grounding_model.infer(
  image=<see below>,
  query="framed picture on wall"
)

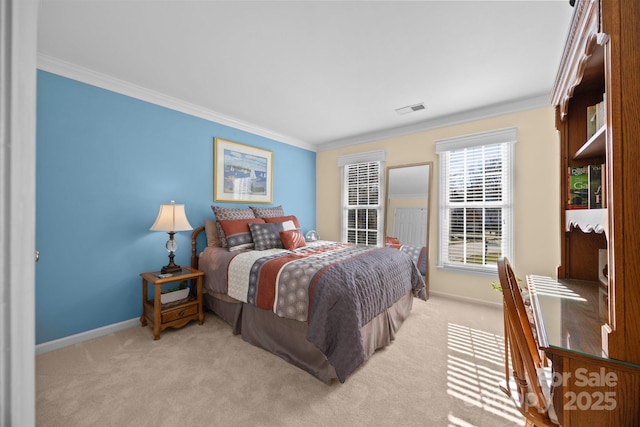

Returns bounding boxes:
[214,138,273,203]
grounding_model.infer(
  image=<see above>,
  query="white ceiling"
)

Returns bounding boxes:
[37,0,574,151]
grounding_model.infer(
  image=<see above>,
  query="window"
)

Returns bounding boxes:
[436,128,516,274]
[338,150,386,246]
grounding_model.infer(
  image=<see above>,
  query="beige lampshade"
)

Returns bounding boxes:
[149,201,193,232]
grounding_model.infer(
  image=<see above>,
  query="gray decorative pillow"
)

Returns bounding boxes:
[211,205,256,220]
[250,205,285,218]
[248,222,284,250]
[211,206,255,247]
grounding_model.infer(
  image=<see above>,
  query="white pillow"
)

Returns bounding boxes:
[281,220,296,231]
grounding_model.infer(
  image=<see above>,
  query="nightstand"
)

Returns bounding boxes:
[139,266,204,340]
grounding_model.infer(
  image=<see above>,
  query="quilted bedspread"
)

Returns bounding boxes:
[227,241,426,382]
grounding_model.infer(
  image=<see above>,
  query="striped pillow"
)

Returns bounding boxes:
[219,218,265,251]
[279,229,307,250]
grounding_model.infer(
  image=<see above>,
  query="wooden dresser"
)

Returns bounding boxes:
[535,0,640,424]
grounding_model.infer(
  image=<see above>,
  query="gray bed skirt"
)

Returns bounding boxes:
[203,292,242,335]
[203,290,414,384]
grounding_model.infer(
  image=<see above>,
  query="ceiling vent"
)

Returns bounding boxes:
[395,103,426,115]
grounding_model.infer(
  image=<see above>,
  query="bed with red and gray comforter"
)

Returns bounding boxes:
[195,239,426,383]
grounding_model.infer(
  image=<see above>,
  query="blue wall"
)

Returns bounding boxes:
[35,71,316,344]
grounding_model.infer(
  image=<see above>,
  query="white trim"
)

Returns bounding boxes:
[37,54,549,154]
[437,263,499,278]
[318,95,547,152]
[36,54,316,152]
[435,126,517,153]
[35,318,139,356]
[336,149,386,167]
[340,159,385,246]
[430,290,502,310]
[437,130,516,272]
[3,0,38,425]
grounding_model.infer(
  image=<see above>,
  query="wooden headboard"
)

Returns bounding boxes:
[191,226,205,269]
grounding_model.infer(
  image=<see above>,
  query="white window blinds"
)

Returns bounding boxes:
[436,128,516,274]
[344,161,382,245]
[338,150,385,246]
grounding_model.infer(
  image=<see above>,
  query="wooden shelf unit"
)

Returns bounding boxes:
[532,2,640,424]
[573,125,605,160]
[551,0,640,370]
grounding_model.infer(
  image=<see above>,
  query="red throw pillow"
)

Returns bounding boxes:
[385,236,402,249]
[219,218,265,251]
[264,215,301,229]
[279,229,306,250]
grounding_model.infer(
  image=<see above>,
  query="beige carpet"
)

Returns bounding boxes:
[36,295,524,427]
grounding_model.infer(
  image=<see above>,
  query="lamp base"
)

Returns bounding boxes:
[161,264,182,274]
[161,249,182,274]
[160,265,182,274]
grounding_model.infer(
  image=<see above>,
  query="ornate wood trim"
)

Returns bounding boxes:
[565,209,608,236]
[551,0,601,120]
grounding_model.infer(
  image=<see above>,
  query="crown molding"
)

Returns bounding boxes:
[317,94,552,152]
[37,54,553,154]
[36,54,316,152]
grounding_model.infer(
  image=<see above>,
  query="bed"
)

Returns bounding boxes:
[191,206,427,383]
[385,237,429,295]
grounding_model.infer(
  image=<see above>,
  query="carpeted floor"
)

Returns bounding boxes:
[36,294,524,427]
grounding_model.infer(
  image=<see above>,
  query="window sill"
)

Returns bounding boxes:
[437,263,498,278]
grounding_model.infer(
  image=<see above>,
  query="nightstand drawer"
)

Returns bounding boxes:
[162,304,198,323]
[140,267,204,339]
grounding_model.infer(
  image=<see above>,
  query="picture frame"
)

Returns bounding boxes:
[214,138,273,203]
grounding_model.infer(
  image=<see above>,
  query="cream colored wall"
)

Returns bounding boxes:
[316,106,560,304]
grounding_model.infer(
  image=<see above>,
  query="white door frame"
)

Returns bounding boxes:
[1,0,38,425]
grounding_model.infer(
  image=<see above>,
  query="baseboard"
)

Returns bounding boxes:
[36,318,139,356]
[429,290,502,309]
[35,293,500,355]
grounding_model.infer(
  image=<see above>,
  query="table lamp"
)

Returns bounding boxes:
[150,200,193,273]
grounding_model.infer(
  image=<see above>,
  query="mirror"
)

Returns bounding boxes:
[385,162,432,294]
